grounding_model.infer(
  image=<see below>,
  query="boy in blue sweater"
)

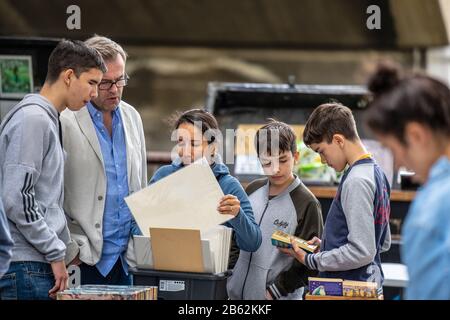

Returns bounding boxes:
[281,103,391,293]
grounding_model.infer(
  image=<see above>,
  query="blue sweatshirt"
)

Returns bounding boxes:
[304,158,391,287]
[149,158,262,252]
[402,156,450,299]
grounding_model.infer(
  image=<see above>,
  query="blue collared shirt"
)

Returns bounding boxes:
[402,156,450,300]
[87,102,133,277]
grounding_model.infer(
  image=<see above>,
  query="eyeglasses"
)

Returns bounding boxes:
[98,74,129,90]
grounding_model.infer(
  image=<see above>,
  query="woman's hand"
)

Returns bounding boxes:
[217,194,241,217]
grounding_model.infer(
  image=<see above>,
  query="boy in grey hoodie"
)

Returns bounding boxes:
[0,39,106,300]
[227,120,323,300]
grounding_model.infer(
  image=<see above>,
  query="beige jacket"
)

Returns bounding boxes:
[60,101,147,267]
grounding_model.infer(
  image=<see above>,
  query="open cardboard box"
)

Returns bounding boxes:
[136,227,206,273]
[126,158,234,274]
[134,226,232,274]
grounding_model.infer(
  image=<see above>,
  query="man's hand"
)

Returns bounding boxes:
[68,253,82,266]
[217,195,240,217]
[265,290,273,300]
[49,260,69,299]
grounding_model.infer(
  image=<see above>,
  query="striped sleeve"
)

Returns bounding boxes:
[304,253,319,270]
[267,283,283,300]
[21,172,39,223]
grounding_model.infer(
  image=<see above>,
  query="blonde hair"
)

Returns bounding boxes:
[84,34,128,63]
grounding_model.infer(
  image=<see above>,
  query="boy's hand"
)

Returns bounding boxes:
[49,260,69,299]
[217,195,240,217]
[278,239,307,265]
[307,236,321,253]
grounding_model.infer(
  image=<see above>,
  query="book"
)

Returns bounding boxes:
[308,277,343,296]
[343,280,378,298]
[271,230,318,253]
[57,285,158,300]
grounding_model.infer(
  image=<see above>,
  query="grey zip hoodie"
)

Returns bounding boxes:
[0,94,73,264]
[227,176,323,300]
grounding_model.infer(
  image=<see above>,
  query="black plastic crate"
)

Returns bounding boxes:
[131,268,231,300]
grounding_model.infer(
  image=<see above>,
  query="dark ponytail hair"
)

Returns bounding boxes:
[170,108,219,144]
[366,61,450,144]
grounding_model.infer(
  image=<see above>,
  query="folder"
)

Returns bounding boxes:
[151,227,204,273]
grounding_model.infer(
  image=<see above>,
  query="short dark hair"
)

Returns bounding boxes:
[366,62,450,144]
[171,108,219,144]
[46,39,107,84]
[255,119,297,156]
[303,103,359,145]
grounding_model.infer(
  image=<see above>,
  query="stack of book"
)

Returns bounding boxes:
[307,277,380,300]
[271,230,318,253]
[57,285,158,300]
[342,280,378,298]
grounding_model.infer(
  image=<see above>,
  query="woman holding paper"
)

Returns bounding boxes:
[149,109,262,254]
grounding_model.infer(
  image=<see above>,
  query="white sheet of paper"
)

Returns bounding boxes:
[134,235,153,269]
[201,240,215,273]
[223,227,232,272]
[200,225,232,273]
[201,227,221,273]
[125,158,233,237]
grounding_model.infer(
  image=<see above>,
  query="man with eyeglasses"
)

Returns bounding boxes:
[60,35,147,285]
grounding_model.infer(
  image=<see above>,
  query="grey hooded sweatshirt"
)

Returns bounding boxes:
[0,94,74,264]
[227,176,323,300]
